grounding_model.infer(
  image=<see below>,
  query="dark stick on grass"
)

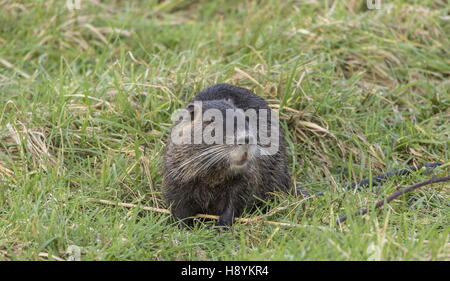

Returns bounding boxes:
[336,175,450,224]
[346,162,442,189]
[297,162,442,196]
[346,162,443,190]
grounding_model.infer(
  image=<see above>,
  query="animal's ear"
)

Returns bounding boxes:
[186,102,202,122]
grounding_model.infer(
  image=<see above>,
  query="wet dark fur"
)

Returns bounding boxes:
[163,84,292,227]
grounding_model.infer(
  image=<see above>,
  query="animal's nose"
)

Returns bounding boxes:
[237,134,255,145]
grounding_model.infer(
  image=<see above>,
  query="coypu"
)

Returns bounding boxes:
[163,83,291,227]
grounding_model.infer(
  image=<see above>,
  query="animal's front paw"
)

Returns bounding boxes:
[177,217,195,229]
[216,215,234,228]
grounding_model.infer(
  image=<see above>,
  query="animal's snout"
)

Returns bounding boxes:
[237,133,256,145]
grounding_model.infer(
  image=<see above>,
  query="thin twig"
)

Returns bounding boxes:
[87,198,298,227]
[0,58,31,79]
[337,176,450,224]
[38,252,65,261]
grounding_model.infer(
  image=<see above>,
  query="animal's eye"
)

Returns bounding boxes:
[204,116,215,125]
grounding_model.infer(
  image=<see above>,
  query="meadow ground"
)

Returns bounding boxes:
[0,0,449,260]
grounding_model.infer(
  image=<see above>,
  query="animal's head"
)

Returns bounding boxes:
[166,99,277,183]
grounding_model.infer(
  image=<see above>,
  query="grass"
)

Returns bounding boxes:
[0,0,449,261]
